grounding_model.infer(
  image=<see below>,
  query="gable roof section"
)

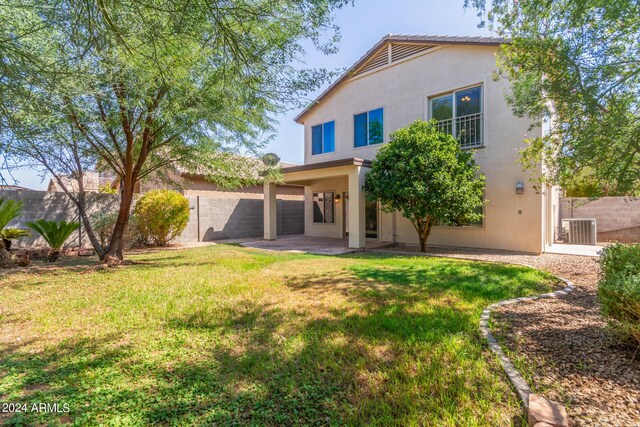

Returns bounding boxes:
[294,34,507,123]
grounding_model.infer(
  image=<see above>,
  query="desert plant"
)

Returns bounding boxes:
[598,243,640,347]
[0,198,30,267]
[0,227,31,251]
[26,219,80,262]
[133,190,190,247]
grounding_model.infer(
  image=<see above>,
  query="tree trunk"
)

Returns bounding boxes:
[103,185,134,266]
[77,191,106,260]
[3,238,11,251]
[0,239,16,268]
[413,216,433,253]
[47,249,60,262]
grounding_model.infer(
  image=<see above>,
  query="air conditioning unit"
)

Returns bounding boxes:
[562,218,597,245]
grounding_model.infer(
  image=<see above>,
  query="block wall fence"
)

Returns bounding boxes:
[0,190,304,249]
[560,197,640,243]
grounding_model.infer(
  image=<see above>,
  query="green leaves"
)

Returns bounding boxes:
[133,190,190,247]
[0,198,24,230]
[26,219,80,259]
[469,0,640,196]
[364,120,486,251]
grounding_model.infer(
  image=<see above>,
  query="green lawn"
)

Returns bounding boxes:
[0,245,557,426]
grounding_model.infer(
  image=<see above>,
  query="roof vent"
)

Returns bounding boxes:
[391,43,434,62]
[354,47,389,76]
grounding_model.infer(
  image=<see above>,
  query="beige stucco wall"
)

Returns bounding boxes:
[298,44,546,253]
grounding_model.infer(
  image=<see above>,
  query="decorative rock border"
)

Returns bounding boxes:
[479,277,574,426]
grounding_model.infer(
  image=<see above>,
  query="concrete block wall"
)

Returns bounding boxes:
[560,197,640,243]
[1,190,120,248]
[177,196,304,242]
[2,190,305,248]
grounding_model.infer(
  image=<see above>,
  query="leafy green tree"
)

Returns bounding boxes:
[26,219,81,262]
[0,0,348,265]
[133,190,190,247]
[364,120,485,252]
[466,0,640,196]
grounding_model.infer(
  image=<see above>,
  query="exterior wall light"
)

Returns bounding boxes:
[335,194,341,202]
[515,181,524,194]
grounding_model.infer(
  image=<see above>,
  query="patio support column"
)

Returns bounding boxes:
[348,166,367,249]
[264,180,277,240]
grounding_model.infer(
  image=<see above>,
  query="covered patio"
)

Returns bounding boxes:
[240,234,391,255]
[263,158,374,249]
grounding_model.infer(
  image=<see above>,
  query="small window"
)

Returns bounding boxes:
[456,203,484,227]
[354,108,384,147]
[429,86,483,148]
[311,121,336,155]
[313,192,335,223]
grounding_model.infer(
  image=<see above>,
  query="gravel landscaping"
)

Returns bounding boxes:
[378,245,640,426]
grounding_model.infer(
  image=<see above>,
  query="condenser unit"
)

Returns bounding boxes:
[562,218,597,245]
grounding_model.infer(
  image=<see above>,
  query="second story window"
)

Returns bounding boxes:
[430,86,483,149]
[354,108,384,148]
[311,121,335,155]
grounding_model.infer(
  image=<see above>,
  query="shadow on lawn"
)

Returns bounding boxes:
[0,251,543,426]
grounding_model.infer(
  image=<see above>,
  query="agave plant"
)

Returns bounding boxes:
[26,219,80,262]
[0,198,29,251]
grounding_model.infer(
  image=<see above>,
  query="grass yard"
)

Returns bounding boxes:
[0,245,557,426]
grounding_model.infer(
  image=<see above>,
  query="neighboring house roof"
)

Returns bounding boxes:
[47,156,300,193]
[0,185,34,191]
[294,34,508,123]
[178,155,298,185]
[47,171,119,193]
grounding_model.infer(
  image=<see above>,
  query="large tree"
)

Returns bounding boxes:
[0,0,347,264]
[467,0,640,196]
[364,120,485,252]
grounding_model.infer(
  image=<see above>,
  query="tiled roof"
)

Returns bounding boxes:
[294,34,508,123]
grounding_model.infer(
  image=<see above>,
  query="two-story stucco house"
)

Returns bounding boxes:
[263,35,560,254]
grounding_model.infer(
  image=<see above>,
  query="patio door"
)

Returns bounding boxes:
[365,199,378,239]
[343,193,378,239]
[343,192,349,237]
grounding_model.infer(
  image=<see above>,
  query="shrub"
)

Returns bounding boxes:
[598,243,640,347]
[26,219,80,262]
[133,190,190,246]
[0,198,30,268]
[90,211,118,248]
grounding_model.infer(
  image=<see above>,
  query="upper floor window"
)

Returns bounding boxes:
[354,108,384,148]
[430,86,483,149]
[311,121,335,155]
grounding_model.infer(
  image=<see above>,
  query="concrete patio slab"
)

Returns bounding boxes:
[240,234,390,255]
[545,244,603,257]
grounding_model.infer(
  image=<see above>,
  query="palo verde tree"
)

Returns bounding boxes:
[466,0,640,196]
[364,120,485,252]
[0,0,348,265]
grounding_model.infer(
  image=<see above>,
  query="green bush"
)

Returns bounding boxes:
[90,211,118,248]
[598,243,640,346]
[26,219,80,262]
[133,190,190,246]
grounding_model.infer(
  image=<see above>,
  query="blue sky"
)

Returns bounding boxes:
[8,0,492,190]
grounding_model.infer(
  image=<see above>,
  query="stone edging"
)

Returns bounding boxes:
[479,277,575,407]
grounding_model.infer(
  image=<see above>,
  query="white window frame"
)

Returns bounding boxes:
[428,85,484,149]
